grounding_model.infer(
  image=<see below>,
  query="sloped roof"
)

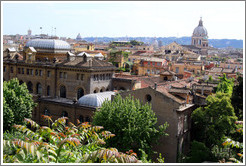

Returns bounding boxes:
[160,70,176,76]
[59,57,115,69]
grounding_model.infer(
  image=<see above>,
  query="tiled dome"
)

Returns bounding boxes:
[25,39,71,50]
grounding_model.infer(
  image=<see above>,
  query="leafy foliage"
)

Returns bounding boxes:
[3,117,141,163]
[92,94,168,159]
[216,73,234,96]
[192,92,237,148]
[3,78,36,131]
[185,141,215,163]
[212,124,243,163]
[231,76,243,120]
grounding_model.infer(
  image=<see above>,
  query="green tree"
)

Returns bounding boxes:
[92,95,168,159]
[231,76,243,120]
[185,141,214,163]
[3,117,140,163]
[216,73,234,96]
[192,92,237,148]
[130,40,144,46]
[3,78,36,131]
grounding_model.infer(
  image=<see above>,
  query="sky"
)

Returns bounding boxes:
[2,1,245,40]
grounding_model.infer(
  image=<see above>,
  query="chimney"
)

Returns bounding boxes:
[201,85,204,95]
[67,52,70,61]
[186,94,189,104]
[154,83,157,90]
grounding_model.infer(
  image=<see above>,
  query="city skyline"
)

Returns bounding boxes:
[2,1,245,40]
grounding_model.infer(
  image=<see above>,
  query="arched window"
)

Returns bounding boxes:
[36,83,42,95]
[77,88,84,99]
[79,115,84,123]
[94,88,99,93]
[100,89,103,92]
[85,116,91,122]
[47,86,50,96]
[27,81,33,93]
[145,94,152,103]
[60,85,66,98]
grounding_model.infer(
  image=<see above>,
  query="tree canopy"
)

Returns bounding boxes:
[216,73,234,95]
[3,78,36,131]
[231,76,243,120]
[92,95,168,159]
[192,92,237,148]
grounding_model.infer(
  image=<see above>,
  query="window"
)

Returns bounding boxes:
[47,86,50,96]
[77,88,84,99]
[18,68,21,74]
[61,111,68,117]
[93,75,96,81]
[164,76,168,81]
[184,115,188,132]
[145,94,152,102]
[148,61,150,66]
[152,70,155,74]
[22,68,25,74]
[30,69,33,75]
[175,67,179,73]
[63,72,67,79]
[60,86,66,98]
[47,71,51,77]
[27,69,29,75]
[35,69,38,76]
[4,66,6,72]
[39,70,43,76]
[10,67,13,73]
[85,116,91,122]
[27,81,33,93]
[79,115,84,123]
[77,74,80,80]
[80,74,84,80]
[59,72,63,78]
[36,83,42,95]
[147,69,150,74]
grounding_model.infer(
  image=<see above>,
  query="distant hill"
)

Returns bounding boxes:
[83,37,243,49]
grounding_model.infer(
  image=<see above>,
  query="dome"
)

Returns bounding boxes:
[78,91,115,107]
[25,39,71,50]
[76,33,82,41]
[192,18,208,37]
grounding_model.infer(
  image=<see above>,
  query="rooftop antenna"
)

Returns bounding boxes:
[40,27,42,35]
